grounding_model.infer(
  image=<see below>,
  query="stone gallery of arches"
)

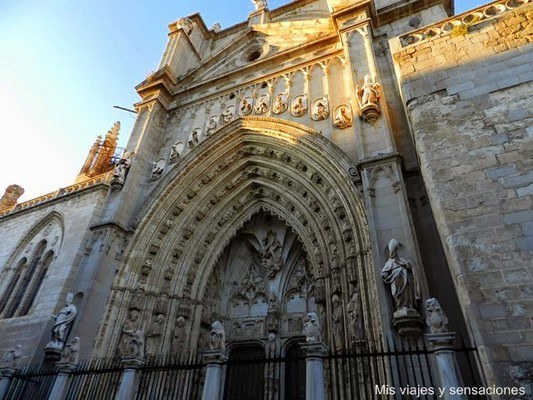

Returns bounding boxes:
[0,0,531,399]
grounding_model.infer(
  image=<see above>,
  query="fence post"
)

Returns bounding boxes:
[0,368,16,400]
[115,356,144,400]
[48,362,77,400]
[201,350,227,400]
[300,341,328,400]
[427,332,466,399]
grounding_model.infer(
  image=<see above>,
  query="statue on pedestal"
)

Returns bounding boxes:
[59,337,80,364]
[356,74,381,123]
[426,298,449,334]
[252,0,267,11]
[46,293,77,350]
[209,321,225,351]
[302,312,321,342]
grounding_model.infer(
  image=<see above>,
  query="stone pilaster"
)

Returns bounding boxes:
[0,368,16,400]
[300,341,328,400]
[201,350,228,400]
[426,333,466,400]
[115,356,144,400]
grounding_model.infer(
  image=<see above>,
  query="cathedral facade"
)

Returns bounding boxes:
[0,0,531,398]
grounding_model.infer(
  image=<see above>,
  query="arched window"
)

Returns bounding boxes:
[2,240,47,318]
[0,257,27,315]
[19,250,54,316]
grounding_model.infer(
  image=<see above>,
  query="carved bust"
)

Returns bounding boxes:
[209,320,226,351]
[426,298,449,334]
[302,312,321,342]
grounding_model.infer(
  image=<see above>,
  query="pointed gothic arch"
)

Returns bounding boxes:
[95,117,377,359]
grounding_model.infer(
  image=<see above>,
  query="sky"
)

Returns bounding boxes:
[0,0,487,202]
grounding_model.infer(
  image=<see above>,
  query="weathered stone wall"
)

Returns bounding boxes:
[392,4,533,393]
[0,186,108,363]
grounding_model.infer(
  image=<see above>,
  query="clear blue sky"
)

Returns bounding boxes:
[0,0,486,201]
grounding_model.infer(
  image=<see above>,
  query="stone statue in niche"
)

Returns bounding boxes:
[205,116,218,136]
[426,298,449,334]
[262,230,283,278]
[381,239,420,311]
[112,151,132,185]
[333,104,353,129]
[150,158,166,181]
[303,312,321,342]
[291,95,308,117]
[311,97,329,121]
[187,129,200,148]
[347,289,363,341]
[356,74,381,123]
[221,105,235,124]
[176,17,194,35]
[127,330,145,358]
[240,97,253,115]
[129,288,144,311]
[59,337,80,364]
[381,239,423,337]
[272,93,288,114]
[172,315,187,354]
[46,292,78,350]
[252,0,267,11]
[209,321,225,351]
[120,309,140,355]
[146,314,165,356]
[267,293,281,332]
[331,294,344,350]
[169,142,184,164]
[255,94,270,114]
[0,345,22,369]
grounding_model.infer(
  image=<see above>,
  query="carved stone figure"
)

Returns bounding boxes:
[0,345,22,369]
[252,0,267,11]
[60,337,80,364]
[150,159,166,181]
[205,116,218,136]
[331,294,344,350]
[255,94,270,114]
[112,151,132,183]
[0,184,24,211]
[291,95,308,117]
[333,105,353,129]
[303,312,321,342]
[188,129,200,148]
[381,239,420,312]
[311,97,329,121]
[47,292,77,349]
[262,230,283,278]
[356,74,381,123]
[209,321,226,351]
[240,97,253,115]
[146,314,165,355]
[221,105,235,124]
[176,17,194,35]
[172,315,187,354]
[426,298,449,334]
[272,93,288,114]
[212,23,221,33]
[169,142,184,164]
[128,330,145,358]
[347,290,362,341]
[120,309,140,355]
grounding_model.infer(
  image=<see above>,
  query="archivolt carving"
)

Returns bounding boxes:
[96,118,373,357]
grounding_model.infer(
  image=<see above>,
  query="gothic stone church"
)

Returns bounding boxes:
[0,0,531,399]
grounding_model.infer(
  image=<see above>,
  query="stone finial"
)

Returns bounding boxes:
[209,321,225,351]
[176,17,194,35]
[211,23,222,33]
[59,337,80,364]
[0,185,24,211]
[0,345,22,369]
[302,312,321,342]
[426,298,449,334]
[252,0,267,11]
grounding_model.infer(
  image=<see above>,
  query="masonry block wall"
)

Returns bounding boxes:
[392,4,532,392]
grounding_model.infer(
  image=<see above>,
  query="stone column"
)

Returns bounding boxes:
[201,350,228,400]
[0,368,16,400]
[47,362,77,400]
[300,342,328,400]
[427,333,466,400]
[115,356,144,400]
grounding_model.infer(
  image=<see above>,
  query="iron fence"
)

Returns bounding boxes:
[63,357,122,400]
[4,363,56,400]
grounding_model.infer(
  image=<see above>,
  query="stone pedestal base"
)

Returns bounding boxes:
[44,346,62,363]
[0,368,16,400]
[202,350,228,400]
[427,332,466,400]
[393,308,424,337]
[110,178,124,191]
[300,342,328,400]
[360,104,380,123]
